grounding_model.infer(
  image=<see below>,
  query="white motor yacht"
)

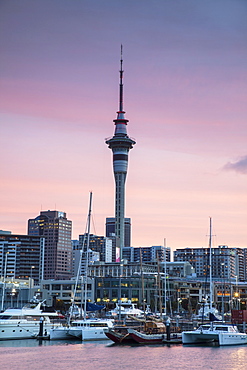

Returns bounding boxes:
[110,300,144,317]
[0,301,61,340]
[182,322,247,346]
[195,302,222,321]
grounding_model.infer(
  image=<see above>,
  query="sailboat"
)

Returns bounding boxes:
[182,218,247,346]
[126,250,168,345]
[50,192,114,340]
[196,217,221,321]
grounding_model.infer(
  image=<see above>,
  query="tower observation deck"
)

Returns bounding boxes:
[105,47,136,261]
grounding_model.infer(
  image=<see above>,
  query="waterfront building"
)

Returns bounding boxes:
[0,232,43,284]
[170,279,205,313]
[40,278,95,309]
[163,261,195,278]
[0,278,32,310]
[88,261,158,278]
[105,48,136,261]
[94,275,159,309]
[28,210,72,280]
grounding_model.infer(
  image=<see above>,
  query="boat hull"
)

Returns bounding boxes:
[182,330,247,346]
[218,332,247,346]
[50,319,114,341]
[104,328,135,344]
[128,328,165,344]
[49,326,76,340]
[81,327,109,340]
[182,331,218,344]
[66,327,109,340]
[0,320,58,340]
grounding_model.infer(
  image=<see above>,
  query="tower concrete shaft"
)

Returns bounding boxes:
[106,47,136,261]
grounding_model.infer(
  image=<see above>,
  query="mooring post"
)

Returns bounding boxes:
[38,316,44,337]
[166,317,171,341]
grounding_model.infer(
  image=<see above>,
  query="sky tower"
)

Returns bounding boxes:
[106,47,136,262]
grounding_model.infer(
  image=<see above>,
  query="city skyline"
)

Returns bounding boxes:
[0,1,246,251]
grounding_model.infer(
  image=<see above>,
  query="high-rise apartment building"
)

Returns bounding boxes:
[174,245,244,280]
[72,234,113,276]
[78,234,112,262]
[28,210,72,280]
[123,245,171,264]
[0,232,43,284]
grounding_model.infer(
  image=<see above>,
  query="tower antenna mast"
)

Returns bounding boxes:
[106,46,136,261]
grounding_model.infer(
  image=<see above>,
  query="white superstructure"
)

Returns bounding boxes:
[0,301,60,340]
[110,300,144,317]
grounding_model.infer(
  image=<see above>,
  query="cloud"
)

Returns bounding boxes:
[223,155,247,174]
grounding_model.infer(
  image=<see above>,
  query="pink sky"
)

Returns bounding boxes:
[0,0,246,252]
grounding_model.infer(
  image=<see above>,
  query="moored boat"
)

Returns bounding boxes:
[50,318,114,340]
[128,327,165,344]
[104,325,142,344]
[182,321,247,346]
[109,300,144,318]
[127,320,166,344]
[0,301,61,340]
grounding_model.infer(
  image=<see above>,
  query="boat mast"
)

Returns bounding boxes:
[140,248,146,317]
[209,217,213,311]
[83,192,93,320]
[157,252,163,317]
[70,235,87,321]
[164,238,167,316]
[1,252,8,311]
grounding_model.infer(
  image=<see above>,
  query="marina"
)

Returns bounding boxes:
[1,5,246,370]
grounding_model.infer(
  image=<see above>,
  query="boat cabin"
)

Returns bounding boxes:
[144,320,166,334]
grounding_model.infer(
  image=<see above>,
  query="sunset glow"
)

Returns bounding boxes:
[0,1,246,252]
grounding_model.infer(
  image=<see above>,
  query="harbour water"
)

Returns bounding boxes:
[0,339,247,370]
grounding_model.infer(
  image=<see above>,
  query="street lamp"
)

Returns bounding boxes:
[30,266,35,283]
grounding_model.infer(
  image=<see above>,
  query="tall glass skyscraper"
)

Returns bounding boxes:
[28,210,72,280]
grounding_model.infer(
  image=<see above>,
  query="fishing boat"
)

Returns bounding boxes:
[0,301,61,340]
[182,321,247,345]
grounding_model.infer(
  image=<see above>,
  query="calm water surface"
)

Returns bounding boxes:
[0,339,246,370]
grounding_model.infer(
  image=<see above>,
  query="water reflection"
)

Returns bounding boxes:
[0,340,247,370]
